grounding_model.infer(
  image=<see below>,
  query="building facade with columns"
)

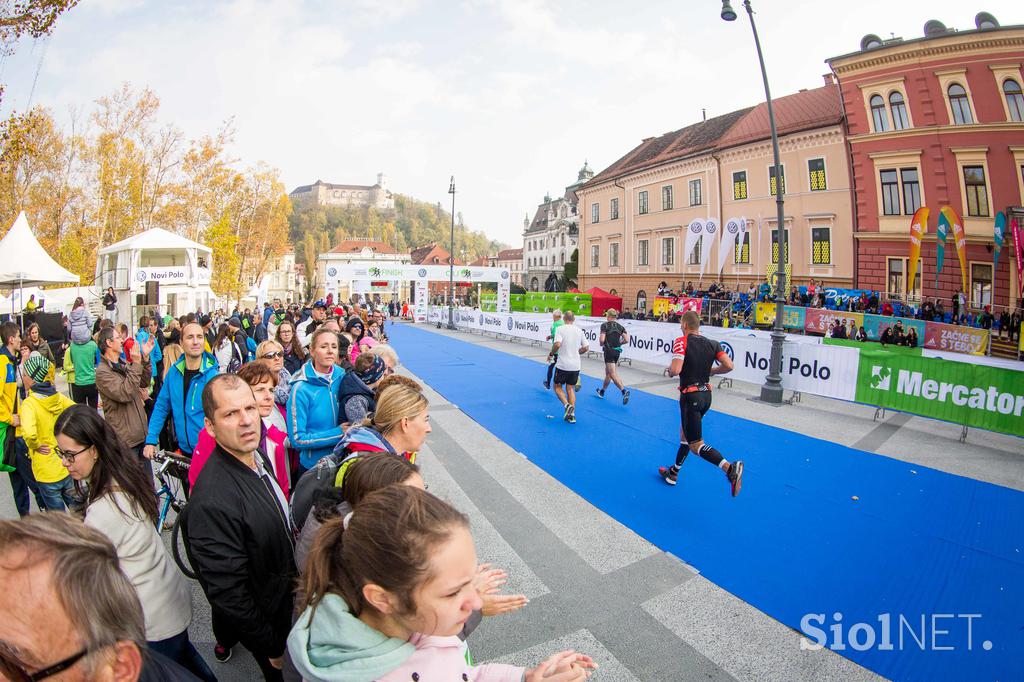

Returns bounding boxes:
[576,85,854,313]
[827,13,1023,311]
[522,163,592,291]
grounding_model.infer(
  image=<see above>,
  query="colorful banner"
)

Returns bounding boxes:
[861,314,926,345]
[923,321,989,355]
[941,205,969,293]
[1014,218,1023,299]
[652,296,703,317]
[754,302,805,329]
[907,207,928,297]
[993,211,1006,273]
[804,308,865,335]
[855,349,1024,437]
[936,207,949,286]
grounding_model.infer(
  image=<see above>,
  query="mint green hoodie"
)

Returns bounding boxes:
[288,594,414,682]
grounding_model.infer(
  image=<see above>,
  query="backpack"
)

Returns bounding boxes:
[289,453,361,531]
[604,322,624,350]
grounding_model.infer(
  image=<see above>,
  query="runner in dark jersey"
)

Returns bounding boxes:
[658,311,744,496]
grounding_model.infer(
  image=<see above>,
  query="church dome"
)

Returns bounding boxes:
[577,161,594,182]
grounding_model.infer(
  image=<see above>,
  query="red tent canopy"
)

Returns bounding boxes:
[586,287,623,317]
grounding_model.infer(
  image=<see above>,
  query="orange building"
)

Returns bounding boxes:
[576,85,853,313]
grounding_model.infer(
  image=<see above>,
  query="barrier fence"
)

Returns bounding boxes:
[427,307,1024,438]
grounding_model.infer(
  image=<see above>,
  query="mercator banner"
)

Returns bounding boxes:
[855,350,1024,437]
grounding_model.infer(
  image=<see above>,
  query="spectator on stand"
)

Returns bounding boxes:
[905,327,919,347]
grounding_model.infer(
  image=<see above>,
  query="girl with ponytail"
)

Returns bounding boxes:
[289,485,595,682]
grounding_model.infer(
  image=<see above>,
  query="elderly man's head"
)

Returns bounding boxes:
[0,513,146,681]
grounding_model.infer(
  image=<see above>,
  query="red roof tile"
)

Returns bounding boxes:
[328,240,401,255]
[717,85,842,149]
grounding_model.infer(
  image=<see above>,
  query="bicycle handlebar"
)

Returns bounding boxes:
[152,450,192,476]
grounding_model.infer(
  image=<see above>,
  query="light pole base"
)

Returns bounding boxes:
[757,383,785,405]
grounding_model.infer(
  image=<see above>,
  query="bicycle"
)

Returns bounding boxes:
[153,450,196,580]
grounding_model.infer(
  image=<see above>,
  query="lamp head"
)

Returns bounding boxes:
[449,176,456,193]
[721,0,737,21]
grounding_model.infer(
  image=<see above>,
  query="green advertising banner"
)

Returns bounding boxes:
[855,349,1024,437]
[521,292,591,315]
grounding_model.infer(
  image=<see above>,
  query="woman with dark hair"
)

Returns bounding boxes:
[213,322,241,373]
[275,319,306,374]
[24,323,55,382]
[102,287,118,322]
[53,404,215,681]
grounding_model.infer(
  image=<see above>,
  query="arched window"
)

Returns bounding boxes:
[637,290,647,311]
[870,95,888,132]
[531,277,539,291]
[889,92,909,130]
[609,289,618,296]
[948,84,973,124]
[1004,79,1024,122]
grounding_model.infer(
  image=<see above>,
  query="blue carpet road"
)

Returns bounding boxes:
[389,323,1024,682]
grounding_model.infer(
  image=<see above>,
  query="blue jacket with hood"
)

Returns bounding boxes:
[145,351,220,455]
[287,361,345,470]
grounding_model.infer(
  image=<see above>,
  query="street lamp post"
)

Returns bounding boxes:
[721,0,788,404]
[447,176,456,330]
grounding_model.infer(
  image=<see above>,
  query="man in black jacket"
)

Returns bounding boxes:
[182,374,295,681]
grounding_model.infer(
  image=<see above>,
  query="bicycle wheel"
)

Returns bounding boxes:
[170,512,196,580]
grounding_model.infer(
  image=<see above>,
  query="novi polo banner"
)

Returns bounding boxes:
[935,207,949,286]
[942,205,969,293]
[993,211,1006,273]
[907,207,928,296]
[684,219,704,267]
[855,349,1024,437]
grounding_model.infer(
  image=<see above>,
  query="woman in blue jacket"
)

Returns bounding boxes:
[287,327,345,473]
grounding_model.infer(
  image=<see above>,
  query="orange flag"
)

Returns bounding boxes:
[940,205,969,293]
[907,207,928,297]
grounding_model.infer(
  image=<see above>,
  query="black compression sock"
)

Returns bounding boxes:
[698,443,724,467]
[673,443,689,469]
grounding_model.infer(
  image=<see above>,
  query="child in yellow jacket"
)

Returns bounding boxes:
[20,352,77,510]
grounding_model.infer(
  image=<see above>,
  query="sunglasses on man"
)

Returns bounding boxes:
[0,640,103,682]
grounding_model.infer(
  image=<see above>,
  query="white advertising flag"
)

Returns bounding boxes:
[684,219,704,267]
[699,218,718,279]
[718,218,741,275]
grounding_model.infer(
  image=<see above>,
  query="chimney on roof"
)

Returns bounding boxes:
[702,108,707,123]
[799,88,808,93]
[823,73,834,85]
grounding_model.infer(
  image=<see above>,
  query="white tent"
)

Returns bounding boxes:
[0,212,80,322]
[0,212,80,287]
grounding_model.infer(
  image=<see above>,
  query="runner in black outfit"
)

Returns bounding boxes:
[658,311,744,496]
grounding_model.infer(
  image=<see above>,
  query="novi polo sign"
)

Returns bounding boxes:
[135,267,187,283]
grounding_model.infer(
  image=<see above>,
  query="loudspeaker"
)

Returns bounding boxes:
[34,312,64,342]
[136,294,146,306]
[146,280,160,306]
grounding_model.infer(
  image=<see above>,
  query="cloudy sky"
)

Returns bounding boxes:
[2,0,1019,246]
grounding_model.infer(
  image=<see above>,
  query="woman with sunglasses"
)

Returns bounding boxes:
[275,320,306,374]
[52,404,216,682]
[256,340,290,424]
[344,317,377,365]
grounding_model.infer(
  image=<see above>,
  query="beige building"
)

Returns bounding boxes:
[497,248,524,286]
[577,85,854,313]
[263,251,299,303]
[290,173,394,210]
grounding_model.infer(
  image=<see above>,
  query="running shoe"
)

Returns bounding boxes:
[622,388,630,405]
[596,388,605,398]
[575,381,582,392]
[563,403,571,421]
[543,380,551,390]
[727,460,744,497]
[658,466,677,486]
[214,643,232,663]
[566,405,576,423]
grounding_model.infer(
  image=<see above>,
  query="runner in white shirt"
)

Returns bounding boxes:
[551,310,589,424]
